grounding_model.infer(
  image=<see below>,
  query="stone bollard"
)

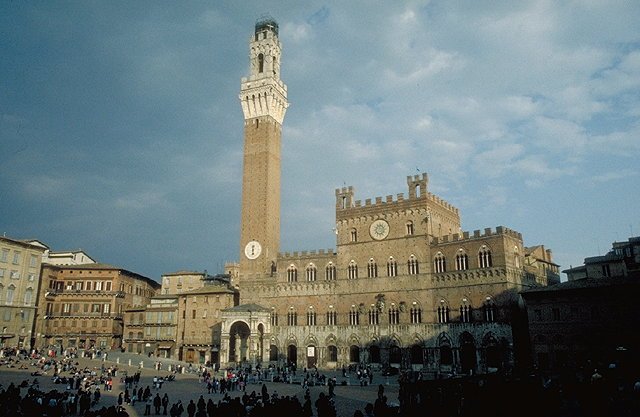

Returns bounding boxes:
[128,359,131,367]
[116,357,120,364]
[139,361,144,369]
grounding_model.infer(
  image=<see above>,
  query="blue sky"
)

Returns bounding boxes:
[1,1,639,280]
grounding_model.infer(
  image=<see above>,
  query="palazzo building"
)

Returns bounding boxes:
[217,18,560,374]
[35,263,159,352]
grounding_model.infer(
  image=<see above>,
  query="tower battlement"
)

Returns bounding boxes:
[429,226,522,245]
[335,173,458,217]
[278,249,336,260]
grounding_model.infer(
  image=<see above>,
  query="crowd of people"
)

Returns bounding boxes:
[0,347,398,417]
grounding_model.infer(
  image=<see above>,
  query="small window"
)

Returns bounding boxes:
[406,221,414,236]
[350,228,358,242]
[258,53,264,73]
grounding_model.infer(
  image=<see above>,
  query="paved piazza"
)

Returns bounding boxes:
[0,353,400,417]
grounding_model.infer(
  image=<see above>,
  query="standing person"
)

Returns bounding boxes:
[154,393,162,415]
[187,399,196,417]
[118,392,124,406]
[144,395,152,416]
[162,393,169,415]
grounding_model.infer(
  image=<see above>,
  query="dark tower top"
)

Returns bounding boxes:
[255,16,278,36]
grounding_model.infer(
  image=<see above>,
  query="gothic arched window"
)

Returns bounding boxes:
[410,302,422,324]
[306,264,317,282]
[349,305,360,326]
[388,303,400,325]
[325,262,336,281]
[287,265,298,282]
[367,258,378,278]
[483,297,496,322]
[455,250,469,271]
[478,246,493,268]
[434,252,446,273]
[287,307,297,326]
[368,304,380,325]
[408,255,419,275]
[348,260,358,279]
[437,299,450,323]
[460,298,472,323]
[387,257,397,277]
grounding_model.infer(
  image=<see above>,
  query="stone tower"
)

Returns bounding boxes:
[238,17,288,279]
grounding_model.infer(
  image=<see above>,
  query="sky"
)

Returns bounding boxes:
[1,1,639,281]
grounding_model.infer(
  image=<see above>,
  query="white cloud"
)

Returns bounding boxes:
[591,170,638,184]
[472,143,524,179]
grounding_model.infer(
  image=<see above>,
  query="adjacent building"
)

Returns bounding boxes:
[35,263,160,352]
[123,271,238,363]
[523,236,640,373]
[0,236,47,349]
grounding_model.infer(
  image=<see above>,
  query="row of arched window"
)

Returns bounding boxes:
[286,256,420,283]
[433,246,493,273]
[270,299,497,327]
[284,246,499,282]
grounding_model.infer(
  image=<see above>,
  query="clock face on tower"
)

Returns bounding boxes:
[244,240,262,259]
[370,219,390,240]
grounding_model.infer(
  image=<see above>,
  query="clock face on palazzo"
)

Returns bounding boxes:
[244,240,262,259]
[369,219,390,240]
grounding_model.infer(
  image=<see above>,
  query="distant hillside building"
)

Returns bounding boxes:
[0,236,47,349]
[523,236,640,372]
[211,18,560,374]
